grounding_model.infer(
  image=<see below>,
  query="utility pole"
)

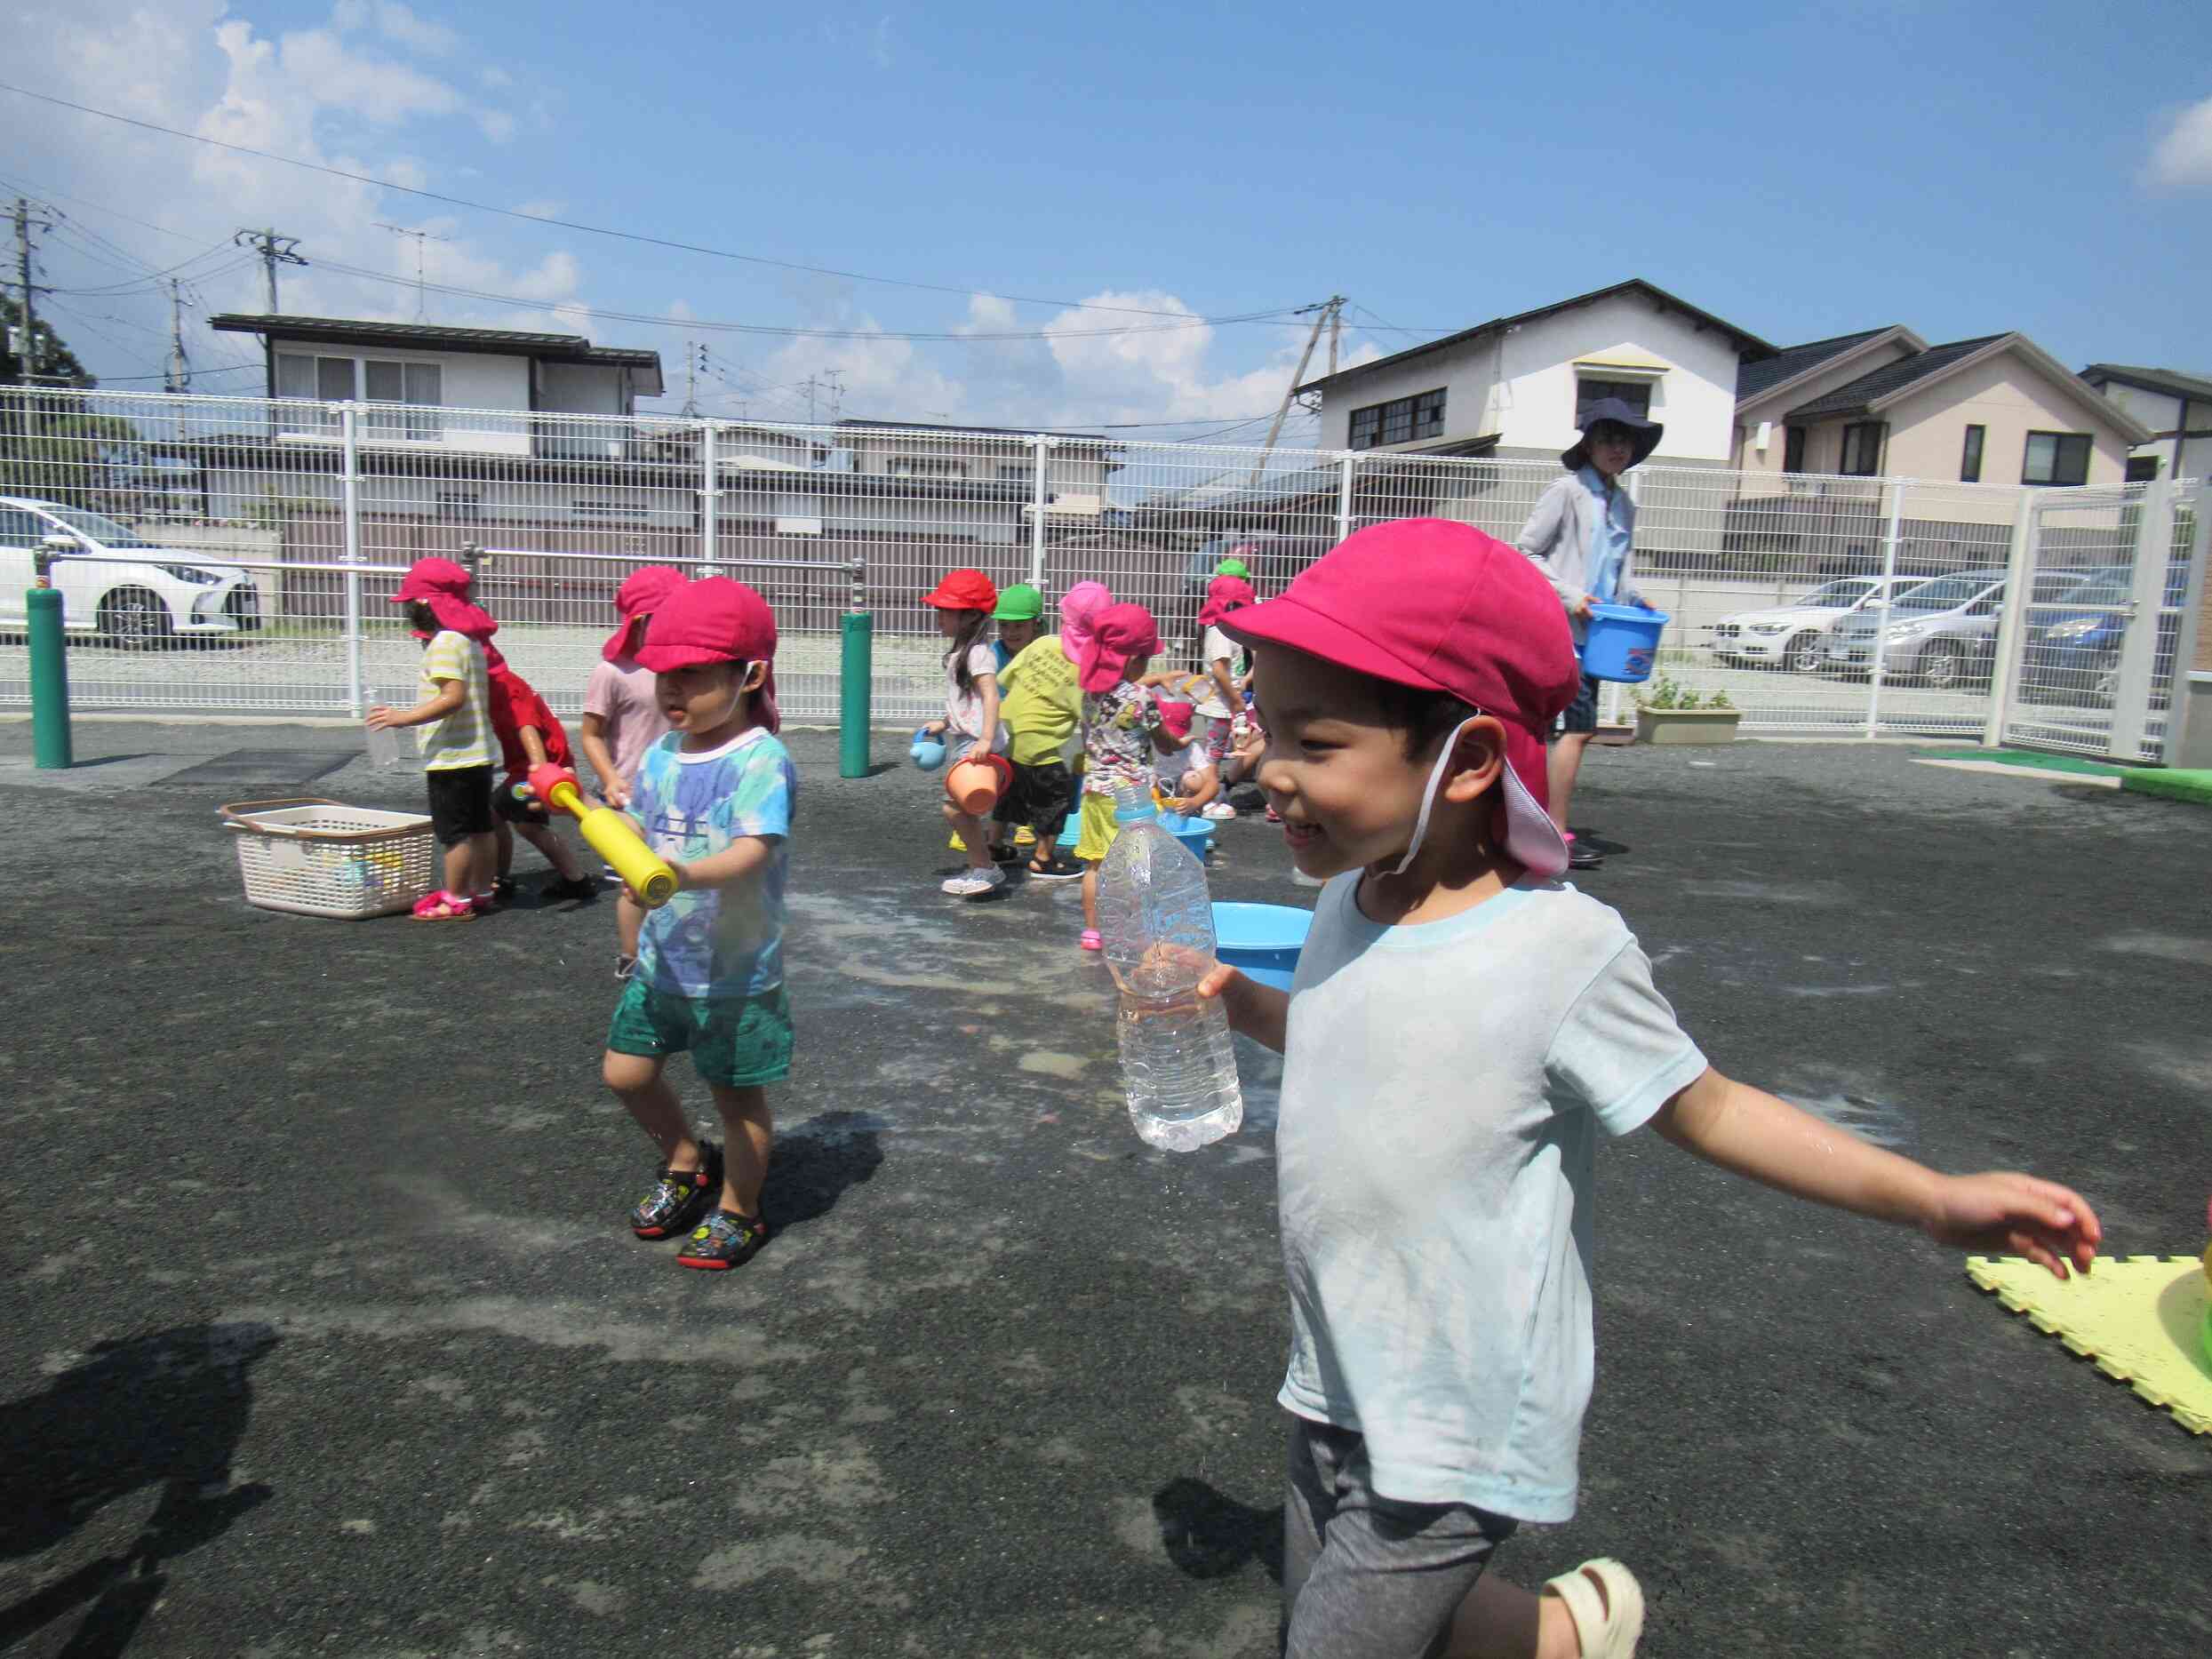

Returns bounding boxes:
[373,223,450,321]
[12,195,52,384]
[803,374,820,426]
[234,227,307,314]
[164,278,191,393]
[1248,296,1343,486]
[820,368,844,423]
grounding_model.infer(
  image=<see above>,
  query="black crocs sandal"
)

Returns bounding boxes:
[676,1208,771,1271]
[987,842,1020,865]
[1026,856,1082,881]
[629,1141,723,1240]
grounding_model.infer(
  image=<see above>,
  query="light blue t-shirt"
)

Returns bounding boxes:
[1577,464,1633,607]
[632,727,795,1000]
[1274,875,1706,1523]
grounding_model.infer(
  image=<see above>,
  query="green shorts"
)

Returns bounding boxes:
[605,981,794,1087]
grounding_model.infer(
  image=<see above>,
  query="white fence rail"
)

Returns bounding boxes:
[0,388,2198,756]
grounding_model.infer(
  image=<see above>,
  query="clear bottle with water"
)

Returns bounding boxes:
[1096,786,1242,1151]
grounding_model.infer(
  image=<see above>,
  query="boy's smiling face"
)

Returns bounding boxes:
[999,617,1040,654]
[1249,643,1441,879]
[658,660,762,736]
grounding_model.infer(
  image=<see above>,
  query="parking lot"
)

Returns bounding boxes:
[0,722,2205,1658]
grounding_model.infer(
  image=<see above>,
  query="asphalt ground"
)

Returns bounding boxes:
[0,721,2206,1659]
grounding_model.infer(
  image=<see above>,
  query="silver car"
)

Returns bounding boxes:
[1825,568,2090,690]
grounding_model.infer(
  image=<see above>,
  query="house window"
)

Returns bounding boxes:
[1783,426,1807,474]
[1347,388,1446,451]
[2022,431,2091,487]
[1960,424,1985,483]
[885,455,967,478]
[1839,422,1885,476]
[1575,378,1653,427]
[2125,454,2160,483]
[573,499,650,522]
[436,490,482,522]
[995,464,1034,488]
[363,360,443,441]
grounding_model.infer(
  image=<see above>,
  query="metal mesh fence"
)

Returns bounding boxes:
[0,387,2197,757]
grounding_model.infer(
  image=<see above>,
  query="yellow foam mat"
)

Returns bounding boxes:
[1967,1255,2211,1435]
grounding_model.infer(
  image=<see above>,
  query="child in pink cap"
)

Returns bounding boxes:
[602,578,795,1272]
[583,566,687,978]
[1194,518,2100,1659]
[368,558,500,921]
[1072,602,1173,951]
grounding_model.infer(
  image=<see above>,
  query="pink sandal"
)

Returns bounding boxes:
[411,890,475,921]
[1079,929,1102,952]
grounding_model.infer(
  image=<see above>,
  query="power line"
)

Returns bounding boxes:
[0,80,1304,323]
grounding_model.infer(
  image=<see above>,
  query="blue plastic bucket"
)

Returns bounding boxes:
[1211,901,1313,993]
[1579,604,1668,683]
[1157,812,1214,861]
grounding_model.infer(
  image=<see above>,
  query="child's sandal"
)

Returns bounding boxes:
[1544,1558,1644,1658]
[411,890,475,921]
[629,1141,723,1240]
[1026,856,1082,881]
[675,1208,771,1270]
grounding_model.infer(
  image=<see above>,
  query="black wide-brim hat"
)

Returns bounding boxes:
[1561,396,1663,472]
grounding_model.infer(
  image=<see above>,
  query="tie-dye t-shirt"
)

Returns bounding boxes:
[630,726,796,1000]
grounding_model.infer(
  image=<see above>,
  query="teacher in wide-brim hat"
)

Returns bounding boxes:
[1513,397,1663,872]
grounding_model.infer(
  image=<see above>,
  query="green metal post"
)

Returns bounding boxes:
[28,585,72,770]
[839,554,872,779]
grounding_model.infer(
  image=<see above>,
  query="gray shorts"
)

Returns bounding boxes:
[1282,1415,1518,1659]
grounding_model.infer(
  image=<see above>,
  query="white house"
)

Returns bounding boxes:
[1297,279,1775,467]
[2078,364,2212,483]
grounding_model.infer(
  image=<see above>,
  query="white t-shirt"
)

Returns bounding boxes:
[1196,626,1240,719]
[1275,875,1705,1523]
[944,640,1008,751]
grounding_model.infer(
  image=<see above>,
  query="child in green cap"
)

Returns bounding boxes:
[991,582,1083,880]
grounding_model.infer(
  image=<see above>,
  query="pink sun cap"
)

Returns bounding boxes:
[1218,518,1581,878]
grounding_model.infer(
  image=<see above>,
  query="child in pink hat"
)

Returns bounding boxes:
[582,566,687,977]
[603,578,794,1273]
[367,559,500,920]
[1071,602,1171,951]
[1194,518,2100,1659]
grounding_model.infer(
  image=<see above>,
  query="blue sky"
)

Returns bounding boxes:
[5,0,2208,435]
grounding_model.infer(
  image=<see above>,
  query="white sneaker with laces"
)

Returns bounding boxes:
[941,867,1006,897]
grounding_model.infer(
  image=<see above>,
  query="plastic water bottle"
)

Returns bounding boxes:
[1096,786,1242,1151]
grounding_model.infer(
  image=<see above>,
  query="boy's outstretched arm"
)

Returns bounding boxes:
[1652,1068,2100,1280]
[668,833,777,892]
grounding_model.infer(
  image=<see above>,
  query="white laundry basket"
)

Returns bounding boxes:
[220,797,439,919]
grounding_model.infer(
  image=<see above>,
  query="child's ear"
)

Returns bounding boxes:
[1438,717,1506,803]
[739,660,768,693]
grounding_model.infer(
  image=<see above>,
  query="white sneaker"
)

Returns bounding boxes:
[1201,802,1236,821]
[940,867,1006,897]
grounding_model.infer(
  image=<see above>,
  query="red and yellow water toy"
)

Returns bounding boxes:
[527,762,678,909]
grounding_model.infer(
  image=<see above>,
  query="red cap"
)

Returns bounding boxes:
[1156,699,1194,742]
[1077,602,1160,694]
[633,577,782,734]
[604,566,688,662]
[1196,574,1257,630]
[1221,519,1579,878]
[921,568,998,611]
[391,556,497,641]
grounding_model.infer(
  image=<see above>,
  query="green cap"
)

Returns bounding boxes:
[993,582,1044,622]
[1213,557,1251,578]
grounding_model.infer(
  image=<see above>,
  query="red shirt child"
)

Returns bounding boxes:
[483,660,593,900]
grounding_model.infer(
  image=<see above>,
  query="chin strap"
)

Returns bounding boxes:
[1389,715,1482,877]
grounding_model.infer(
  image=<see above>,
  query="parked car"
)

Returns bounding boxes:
[0,497,261,646]
[2018,562,2192,707]
[1825,568,2092,690]
[1709,576,1922,674]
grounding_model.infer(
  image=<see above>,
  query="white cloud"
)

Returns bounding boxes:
[274,27,464,122]
[477,109,517,144]
[872,15,894,69]
[480,66,514,91]
[369,1,459,56]
[2145,95,2212,189]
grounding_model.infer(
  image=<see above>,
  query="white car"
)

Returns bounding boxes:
[1708,576,1921,674]
[0,498,261,646]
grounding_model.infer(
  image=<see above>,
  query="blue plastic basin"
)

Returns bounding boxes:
[1211,901,1312,993]
[1157,812,1215,861]
[1580,603,1668,683]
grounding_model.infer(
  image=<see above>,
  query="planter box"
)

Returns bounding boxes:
[1633,707,1743,746]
